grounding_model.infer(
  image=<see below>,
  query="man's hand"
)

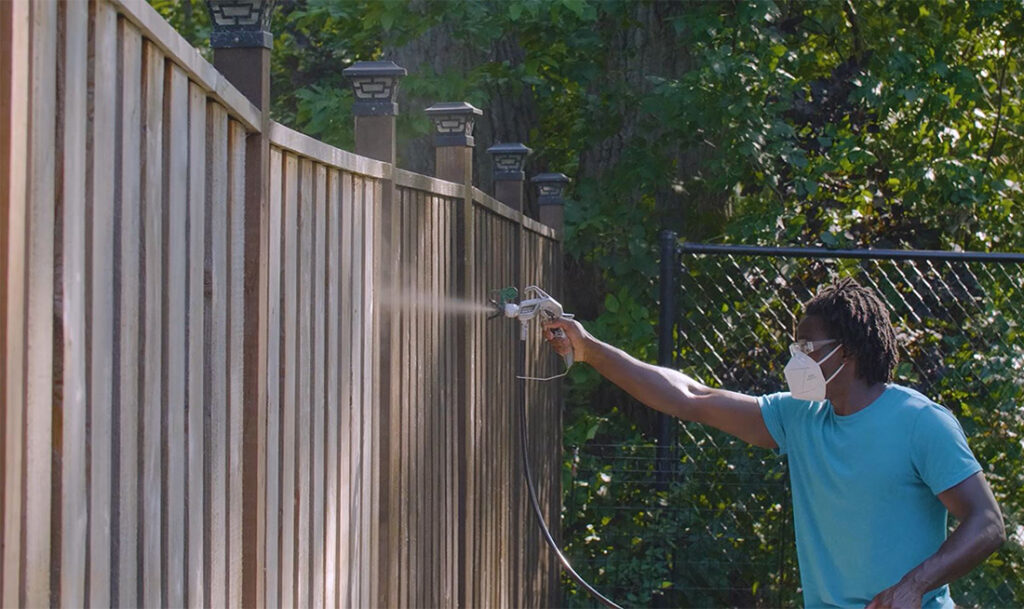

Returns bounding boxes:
[541,318,592,364]
[865,580,924,609]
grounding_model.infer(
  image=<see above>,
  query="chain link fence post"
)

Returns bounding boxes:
[656,230,679,488]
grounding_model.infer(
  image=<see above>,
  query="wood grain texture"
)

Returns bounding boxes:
[264,147,282,609]
[312,164,326,609]
[205,101,229,609]
[116,18,143,608]
[278,152,298,609]
[186,82,207,609]
[164,62,189,609]
[59,1,90,604]
[0,2,30,606]
[88,3,118,606]
[336,171,353,609]
[350,175,366,608]
[227,120,246,609]
[140,40,165,609]
[23,0,57,604]
[323,168,340,609]
[295,158,313,609]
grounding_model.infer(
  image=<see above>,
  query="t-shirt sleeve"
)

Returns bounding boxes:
[911,405,982,495]
[759,392,789,455]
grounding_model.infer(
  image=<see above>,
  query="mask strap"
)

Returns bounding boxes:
[819,343,842,364]
[821,344,845,384]
[824,361,846,384]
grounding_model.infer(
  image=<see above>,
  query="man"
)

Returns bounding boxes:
[543,278,1005,609]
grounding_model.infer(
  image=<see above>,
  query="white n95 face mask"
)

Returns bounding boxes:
[784,343,845,402]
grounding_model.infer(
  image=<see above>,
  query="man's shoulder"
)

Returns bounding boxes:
[882,383,944,412]
[884,384,965,435]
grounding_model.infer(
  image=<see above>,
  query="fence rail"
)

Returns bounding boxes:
[0,1,564,607]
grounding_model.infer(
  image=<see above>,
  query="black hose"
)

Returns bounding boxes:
[518,379,624,609]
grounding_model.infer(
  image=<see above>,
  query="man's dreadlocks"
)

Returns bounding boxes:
[804,277,899,385]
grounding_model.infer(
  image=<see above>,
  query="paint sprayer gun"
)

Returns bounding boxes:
[490,286,574,381]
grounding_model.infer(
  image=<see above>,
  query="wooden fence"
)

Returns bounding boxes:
[0,0,564,607]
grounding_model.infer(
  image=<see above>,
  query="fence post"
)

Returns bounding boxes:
[343,61,406,164]
[657,230,679,487]
[206,2,274,607]
[426,102,482,185]
[487,143,531,212]
[531,173,569,233]
[344,60,405,609]
[426,100,481,608]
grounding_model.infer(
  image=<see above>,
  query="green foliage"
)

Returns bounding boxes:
[147,0,211,55]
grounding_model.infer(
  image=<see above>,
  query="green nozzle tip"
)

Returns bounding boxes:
[489,286,519,310]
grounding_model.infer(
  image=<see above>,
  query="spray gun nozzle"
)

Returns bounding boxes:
[488,286,519,319]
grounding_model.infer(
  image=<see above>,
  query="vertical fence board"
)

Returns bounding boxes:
[0,1,30,606]
[279,152,298,609]
[140,40,165,609]
[164,62,189,609]
[399,189,413,608]
[205,102,229,609]
[426,192,437,607]
[473,211,484,609]
[186,81,207,609]
[264,147,282,609]
[368,178,381,609]
[23,0,57,605]
[88,3,117,606]
[431,196,442,607]
[443,199,455,609]
[296,159,313,609]
[351,175,367,608]
[324,168,340,609]
[115,18,142,608]
[383,184,401,609]
[312,164,327,609]
[227,120,246,609]
[412,191,424,607]
[337,170,353,609]
[59,0,90,605]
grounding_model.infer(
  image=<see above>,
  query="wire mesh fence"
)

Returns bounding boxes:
[564,243,1024,608]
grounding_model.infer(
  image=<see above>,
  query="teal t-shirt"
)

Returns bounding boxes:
[759,384,981,609]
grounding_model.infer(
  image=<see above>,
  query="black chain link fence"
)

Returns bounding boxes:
[564,240,1024,608]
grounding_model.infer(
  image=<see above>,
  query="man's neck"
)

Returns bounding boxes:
[830,381,888,416]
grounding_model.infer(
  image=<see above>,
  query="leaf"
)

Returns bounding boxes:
[605,293,620,313]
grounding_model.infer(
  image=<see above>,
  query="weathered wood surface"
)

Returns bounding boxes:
[0,1,562,607]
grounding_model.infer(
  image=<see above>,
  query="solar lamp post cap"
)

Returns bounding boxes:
[531,173,571,206]
[425,102,484,147]
[344,61,408,116]
[206,0,277,49]
[487,143,532,180]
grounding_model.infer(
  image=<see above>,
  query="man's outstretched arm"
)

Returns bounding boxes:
[542,318,777,449]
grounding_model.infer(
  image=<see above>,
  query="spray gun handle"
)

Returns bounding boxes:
[549,317,574,370]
